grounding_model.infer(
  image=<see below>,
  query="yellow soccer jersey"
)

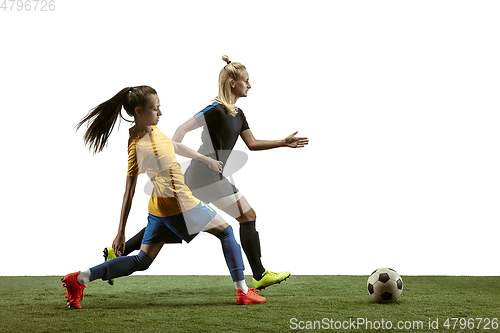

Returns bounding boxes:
[127,126,200,217]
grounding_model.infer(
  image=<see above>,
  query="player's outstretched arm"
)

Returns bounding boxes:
[172,117,201,143]
[113,175,138,256]
[240,129,309,151]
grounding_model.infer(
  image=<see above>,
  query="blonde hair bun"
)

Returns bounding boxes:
[222,54,231,64]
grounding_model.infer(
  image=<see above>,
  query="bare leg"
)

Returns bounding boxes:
[202,213,230,236]
[139,242,165,260]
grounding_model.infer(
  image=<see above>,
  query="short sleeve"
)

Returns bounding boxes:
[127,142,153,176]
[194,103,221,128]
[127,144,140,177]
[239,109,250,132]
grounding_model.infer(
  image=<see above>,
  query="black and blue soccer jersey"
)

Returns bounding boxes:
[185,102,250,203]
[191,102,249,170]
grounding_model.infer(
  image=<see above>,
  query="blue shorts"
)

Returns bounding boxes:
[142,201,217,244]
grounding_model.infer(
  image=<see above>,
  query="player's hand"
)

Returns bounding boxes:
[112,233,126,257]
[284,131,309,148]
[206,157,223,174]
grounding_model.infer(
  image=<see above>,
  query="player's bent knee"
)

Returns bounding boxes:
[135,250,153,271]
[202,213,228,233]
[236,208,256,223]
[204,222,230,236]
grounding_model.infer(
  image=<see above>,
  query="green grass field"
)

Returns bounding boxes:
[0,275,499,332]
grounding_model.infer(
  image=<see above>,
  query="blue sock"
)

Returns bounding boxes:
[89,250,153,282]
[216,225,245,282]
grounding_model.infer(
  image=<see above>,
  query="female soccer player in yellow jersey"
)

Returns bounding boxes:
[62,86,266,309]
[116,56,309,290]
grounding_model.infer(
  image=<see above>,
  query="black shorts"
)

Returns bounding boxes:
[184,165,239,204]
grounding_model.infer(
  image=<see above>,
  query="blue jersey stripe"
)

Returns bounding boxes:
[194,102,219,119]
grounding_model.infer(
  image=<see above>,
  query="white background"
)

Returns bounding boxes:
[1,0,499,277]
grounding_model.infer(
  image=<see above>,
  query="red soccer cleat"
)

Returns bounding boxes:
[61,271,86,309]
[236,288,266,305]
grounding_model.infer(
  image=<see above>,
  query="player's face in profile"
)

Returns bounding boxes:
[139,94,162,126]
[232,70,251,98]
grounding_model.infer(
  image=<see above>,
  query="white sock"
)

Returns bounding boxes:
[234,280,248,294]
[77,269,91,286]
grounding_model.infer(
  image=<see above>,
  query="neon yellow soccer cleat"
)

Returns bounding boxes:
[253,270,291,290]
[103,246,117,285]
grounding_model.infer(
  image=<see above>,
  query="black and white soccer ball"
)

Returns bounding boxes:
[367,268,403,303]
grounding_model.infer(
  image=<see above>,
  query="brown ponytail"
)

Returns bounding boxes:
[76,85,157,153]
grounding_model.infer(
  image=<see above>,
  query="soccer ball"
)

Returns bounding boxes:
[367,268,403,303]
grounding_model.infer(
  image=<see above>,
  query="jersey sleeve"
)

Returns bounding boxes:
[194,103,221,128]
[127,142,153,176]
[127,144,140,177]
[239,108,250,132]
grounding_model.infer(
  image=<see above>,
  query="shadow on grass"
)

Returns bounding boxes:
[80,288,242,309]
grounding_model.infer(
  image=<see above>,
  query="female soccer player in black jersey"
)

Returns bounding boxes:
[111,56,308,290]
